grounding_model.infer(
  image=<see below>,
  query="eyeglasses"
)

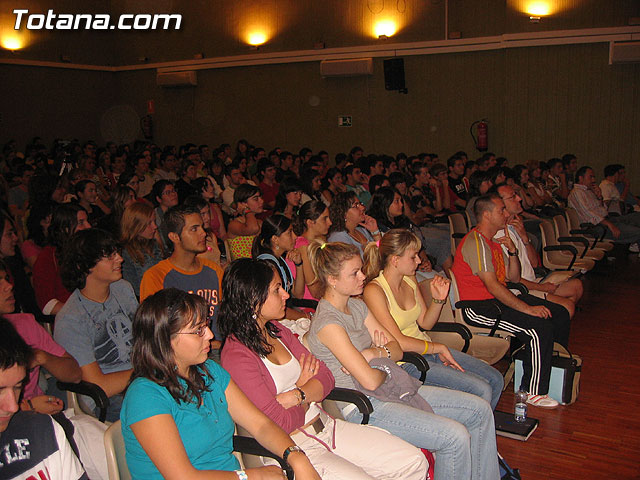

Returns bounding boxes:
[162,189,177,195]
[350,201,364,209]
[176,323,210,337]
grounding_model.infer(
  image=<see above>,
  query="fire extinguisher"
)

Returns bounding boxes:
[470,119,488,152]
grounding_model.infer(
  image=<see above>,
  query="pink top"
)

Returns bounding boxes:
[20,240,42,263]
[209,203,222,238]
[6,313,67,400]
[221,323,334,434]
[293,236,316,300]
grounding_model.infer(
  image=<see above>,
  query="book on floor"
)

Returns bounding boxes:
[494,410,539,441]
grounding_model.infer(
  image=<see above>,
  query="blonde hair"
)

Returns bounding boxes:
[307,240,360,292]
[121,202,162,265]
[362,229,422,284]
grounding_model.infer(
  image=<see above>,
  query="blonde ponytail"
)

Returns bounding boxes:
[307,240,360,293]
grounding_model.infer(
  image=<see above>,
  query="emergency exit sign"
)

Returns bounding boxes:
[338,116,352,127]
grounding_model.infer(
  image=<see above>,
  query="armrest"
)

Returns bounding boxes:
[570,228,600,249]
[506,282,529,295]
[325,387,373,424]
[233,436,293,480]
[543,245,577,270]
[454,299,504,337]
[286,298,318,310]
[401,351,429,383]
[429,322,472,353]
[580,222,607,242]
[557,236,589,258]
[57,380,110,423]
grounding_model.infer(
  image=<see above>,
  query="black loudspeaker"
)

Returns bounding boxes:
[383,58,407,93]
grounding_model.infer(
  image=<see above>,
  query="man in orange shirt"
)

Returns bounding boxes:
[141,204,224,352]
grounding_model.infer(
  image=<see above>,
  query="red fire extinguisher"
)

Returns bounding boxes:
[470,119,488,152]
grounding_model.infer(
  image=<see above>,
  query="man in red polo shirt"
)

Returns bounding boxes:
[452,193,571,408]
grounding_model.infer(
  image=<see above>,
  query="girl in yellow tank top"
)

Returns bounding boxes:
[362,228,504,410]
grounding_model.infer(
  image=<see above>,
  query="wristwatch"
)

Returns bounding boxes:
[507,248,519,256]
[283,445,306,464]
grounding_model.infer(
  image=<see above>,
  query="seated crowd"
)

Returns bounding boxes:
[1,137,635,479]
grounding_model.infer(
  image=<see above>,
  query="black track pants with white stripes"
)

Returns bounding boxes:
[462,294,571,395]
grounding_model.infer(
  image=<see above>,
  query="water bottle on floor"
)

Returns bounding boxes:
[514,390,527,422]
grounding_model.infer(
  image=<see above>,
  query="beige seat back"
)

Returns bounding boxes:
[448,271,511,365]
[539,219,595,271]
[104,420,131,480]
[565,208,614,252]
[448,213,468,255]
[553,215,604,260]
[464,210,475,228]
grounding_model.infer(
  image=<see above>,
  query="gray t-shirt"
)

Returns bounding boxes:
[307,298,372,389]
[54,279,137,374]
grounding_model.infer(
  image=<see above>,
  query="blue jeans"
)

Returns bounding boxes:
[345,385,499,480]
[403,349,504,410]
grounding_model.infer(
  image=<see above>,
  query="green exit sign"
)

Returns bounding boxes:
[338,116,352,127]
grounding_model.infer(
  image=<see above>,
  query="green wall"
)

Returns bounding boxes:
[108,42,639,181]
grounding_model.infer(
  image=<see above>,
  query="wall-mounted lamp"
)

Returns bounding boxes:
[529,16,541,23]
[248,32,267,48]
[525,2,551,16]
[374,20,397,39]
[1,34,23,52]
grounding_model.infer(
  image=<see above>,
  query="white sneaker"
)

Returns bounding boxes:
[629,243,640,253]
[526,394,559,408]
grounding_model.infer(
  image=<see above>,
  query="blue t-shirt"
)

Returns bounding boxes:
[327,227,373,257]
[120,360,238,479]
[54,279,137,373]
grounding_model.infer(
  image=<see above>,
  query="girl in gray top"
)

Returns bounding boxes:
[306,240,499,480]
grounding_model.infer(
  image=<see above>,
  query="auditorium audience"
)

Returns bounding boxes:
[120,202,164,298]
[219,258,428,479]
[3,133,628,479]
[120,287,320,479]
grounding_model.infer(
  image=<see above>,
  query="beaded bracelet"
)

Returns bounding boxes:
[432,298,447,304]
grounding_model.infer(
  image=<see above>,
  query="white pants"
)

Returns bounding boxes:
[287,410,428,480]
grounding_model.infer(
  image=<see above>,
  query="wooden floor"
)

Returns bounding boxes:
[494,251,640,479]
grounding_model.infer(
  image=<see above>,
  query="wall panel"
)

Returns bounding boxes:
[1,42,638,187]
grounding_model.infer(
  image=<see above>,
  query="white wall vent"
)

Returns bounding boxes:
[320,58,373,77]
[156,71,198,87]
[609,41,640,64]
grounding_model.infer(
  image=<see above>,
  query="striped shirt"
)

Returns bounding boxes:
[451,228,507,300]
[567,184,607,225]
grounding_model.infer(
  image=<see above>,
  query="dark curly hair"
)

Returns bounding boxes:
[218,258,279,357]
[293,200,327,236]
[367,186,398,229]
[26,203,53,248]
[274,177,303,214]
[131,288,212,405]
[251,214,291,259]
[0,317,32,370]
[49,203,88,265]
[60,229,120,291]
[328,190,358,235]
[233,183,261,206]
